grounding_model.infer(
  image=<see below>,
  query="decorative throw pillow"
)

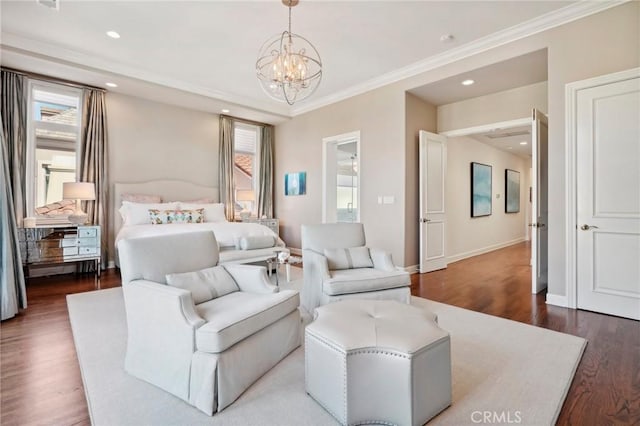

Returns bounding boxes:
[148,209,177,225]
[120,201,178,226]
[180,203,226,223]
[173,209,205,224]
[238,235,275,250]
[121,193,162,203]
[324,246,373,270]
[165,266,239,304]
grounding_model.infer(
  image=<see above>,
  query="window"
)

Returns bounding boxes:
[26,81,82,220]
[233,122,261,217]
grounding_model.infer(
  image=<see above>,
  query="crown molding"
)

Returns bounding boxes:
[0,33,292,117]
[290,0,628,116]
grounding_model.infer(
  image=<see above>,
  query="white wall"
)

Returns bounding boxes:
[446,136,529,262]
[275,2,639,298]
[106,93,218,261]
[437,81,547,132]
[275,84,407,265]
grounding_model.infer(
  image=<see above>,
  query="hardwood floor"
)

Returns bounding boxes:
[1,242,638,425]
[412,242,640,426]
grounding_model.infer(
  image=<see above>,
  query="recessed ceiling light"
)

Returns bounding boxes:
[221,109,230,113]
[462,79,475,86]
[520,141,528,145]
[106,31,120,39]
[105,82,118,88]
[439,34,454,42]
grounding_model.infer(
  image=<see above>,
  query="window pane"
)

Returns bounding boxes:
[35,149,76,208]
[233,123,260,216]
[33,101,78,125]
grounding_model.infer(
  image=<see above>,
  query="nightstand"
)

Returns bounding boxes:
[242,217,279,236]
[18,225,101,277]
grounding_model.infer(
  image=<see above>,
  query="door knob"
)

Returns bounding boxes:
[580,224,599,231]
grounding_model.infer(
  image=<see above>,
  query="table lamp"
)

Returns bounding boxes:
[236,189,255,220]
[63,182,95,225]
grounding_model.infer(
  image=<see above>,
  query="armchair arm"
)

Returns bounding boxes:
[369,248,398,271]
[122,280,205,400]
[301,249,331,315]
[222,264,278,294]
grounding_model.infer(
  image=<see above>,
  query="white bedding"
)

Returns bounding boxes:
[115,222,285,250]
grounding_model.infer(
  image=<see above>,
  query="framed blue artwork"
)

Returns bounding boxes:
[285,172,306,196]
[505,169,520,213]
[471,162,492,217]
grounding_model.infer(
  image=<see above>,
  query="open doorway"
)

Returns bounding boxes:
[409,49,548,295]
[441,114,548,295]
[322,131,360,223]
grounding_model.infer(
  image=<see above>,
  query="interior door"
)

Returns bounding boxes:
[576,75,640,320]
[531,109,548,294]
[419,130,447,273]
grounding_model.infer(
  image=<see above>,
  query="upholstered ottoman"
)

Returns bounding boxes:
[305,300,451,426]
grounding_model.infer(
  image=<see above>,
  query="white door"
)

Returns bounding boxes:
[419,131,447,273]
[576,75,640,320]
[531,109,548,294]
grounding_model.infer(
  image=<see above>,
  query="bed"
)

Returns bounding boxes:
[112,180,286,267]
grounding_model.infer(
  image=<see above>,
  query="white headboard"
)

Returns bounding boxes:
[113,180,219,237]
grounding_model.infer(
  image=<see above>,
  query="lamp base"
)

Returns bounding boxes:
[68,212,88,225]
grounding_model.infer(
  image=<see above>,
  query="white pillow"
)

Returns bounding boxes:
[165,266,239,304]
[238,235,275,250]
[180,203,226,223]
[324,247,373,270]
[120,201,178,226]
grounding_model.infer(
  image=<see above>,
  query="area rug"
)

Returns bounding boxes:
[67,273,586,426]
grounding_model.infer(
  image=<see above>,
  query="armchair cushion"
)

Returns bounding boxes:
[324,246,373,270]
[323,268,410,296]
[195,290,300,353]
[166,266,239,304]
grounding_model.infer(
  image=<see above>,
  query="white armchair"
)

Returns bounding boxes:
[118,231,301,415]
[300,223,411,315]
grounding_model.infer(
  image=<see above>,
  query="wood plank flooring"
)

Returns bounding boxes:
[1,242,638,425]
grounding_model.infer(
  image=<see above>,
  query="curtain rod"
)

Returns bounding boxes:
[1,66,106,92]
[221,114,272,128]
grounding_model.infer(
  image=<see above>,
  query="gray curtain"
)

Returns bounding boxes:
[1,70,27,228]
[257,124,274,218]
[79,89,109,270]
[219,116,235,221]
[0,70,28,320]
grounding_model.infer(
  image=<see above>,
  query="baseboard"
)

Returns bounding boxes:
[447,237,526,264]
[546,293,568,307]
[107,260,116,269]
[401,264,419,274]
[288,247,302,256]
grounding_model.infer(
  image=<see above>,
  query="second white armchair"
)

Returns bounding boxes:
[300,223,410,315]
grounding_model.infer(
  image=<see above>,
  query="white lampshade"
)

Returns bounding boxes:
[236,189,255,202]
[63,182,96,200]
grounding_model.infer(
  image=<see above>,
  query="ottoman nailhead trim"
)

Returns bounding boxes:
[348,348,411,359]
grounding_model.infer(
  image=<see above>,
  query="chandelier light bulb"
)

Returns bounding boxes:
[256,0,322,105]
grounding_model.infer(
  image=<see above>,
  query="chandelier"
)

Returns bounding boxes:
[256,0,322,105]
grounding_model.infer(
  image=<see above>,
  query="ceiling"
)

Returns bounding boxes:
[469,125,532,159]
[1,1,604,124]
